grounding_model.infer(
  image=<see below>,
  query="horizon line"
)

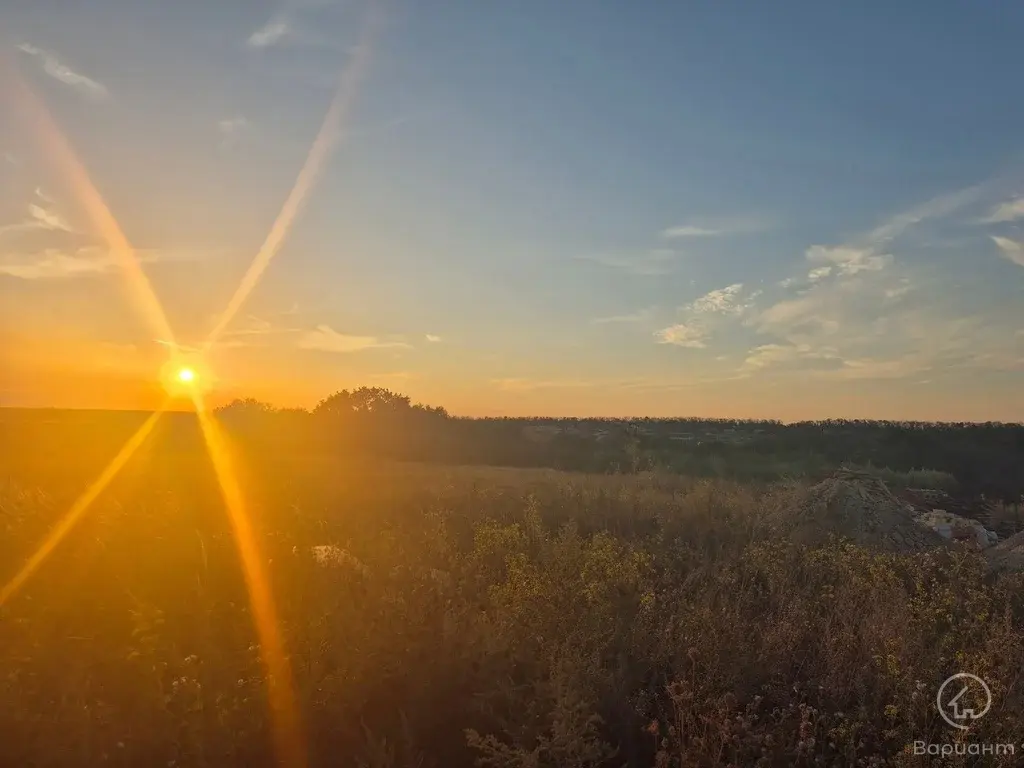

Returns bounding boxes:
[1,404,1021,428]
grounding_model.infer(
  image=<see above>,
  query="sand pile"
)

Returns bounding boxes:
[785,470,949,553]
[984,531,1024,572]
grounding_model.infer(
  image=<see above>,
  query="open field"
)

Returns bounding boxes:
[3,423,1024,767]
[4,405,1023,502]
[5,2,1023,764]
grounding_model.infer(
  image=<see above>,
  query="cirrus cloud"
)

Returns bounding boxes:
[0,196,76,239]
[654,323,706,348]
[0,246,192,280]
[686,283,759,315]
[248,19,292,48]
[805,245,890,276]
[574,248,679,276]
[297,325,411,353]
[660,214,774,239]
[17,43,109,100]
[979,197,1024,225]
[991,236,1024,267]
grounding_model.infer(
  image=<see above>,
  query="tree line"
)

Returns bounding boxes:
[212,387,1024,501]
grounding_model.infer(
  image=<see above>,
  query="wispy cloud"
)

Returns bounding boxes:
[26,203,73,233]
[208,305,307,347]
[738,181,1021,383]
[579,216,769,275]
[749,274,1020,383]
[979,197,1024,224]
[297,325,410,353]
[805,245,890,276]
[808,266,832,282]
[3,152,19,166]
[860,185,981,247]
[884,278,913,301]
[741,343,840,373]
[787,185,981,286]
[17,43,109,99]
[246,0,344,49]
[0,245,186,280]
[248,19,292,48]
[686,283,760,316]
[779,261,874,292]
[212,314,303,348]
[0,195,75,238]
[231,316,279,336]
[424,334,442,343]
[217,116,249,144]
[660,225,722,238]
[654,323,706,348]
[0,247,119,280]
[592,307,656,324]
[574,248,679,276]
[992,236,1024,267]
[814,357,933,381]
[653,283,761,352]
[661,214,773,239]
[755,292,829,336]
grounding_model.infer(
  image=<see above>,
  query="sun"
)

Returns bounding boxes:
[160,357,214,400]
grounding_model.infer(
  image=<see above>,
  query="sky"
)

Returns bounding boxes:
[0,0,1022,420]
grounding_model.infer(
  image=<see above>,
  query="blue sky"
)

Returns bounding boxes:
[1,0,1022,419]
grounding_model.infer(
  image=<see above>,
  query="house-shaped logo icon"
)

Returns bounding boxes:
[946,685,976,720]
[937,673,992,730]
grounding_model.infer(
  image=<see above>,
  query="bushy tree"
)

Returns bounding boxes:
[214,398,277,420]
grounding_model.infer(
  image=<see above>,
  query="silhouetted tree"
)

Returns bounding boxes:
[215,398,276,420]
[207,387,1024,501]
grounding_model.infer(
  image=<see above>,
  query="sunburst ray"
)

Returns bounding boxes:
[203,7,381,350]
[193,395,306,767]
[0,57,177,347]
[0,406,166,608]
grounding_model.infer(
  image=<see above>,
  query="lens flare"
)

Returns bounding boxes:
[192,395,306,768]
[203,6,381,351]
[0,8,386,763]
[0,57,177,349]
[0,406,166,608]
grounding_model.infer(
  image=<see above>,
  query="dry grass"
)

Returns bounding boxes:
[2,451,1023,767]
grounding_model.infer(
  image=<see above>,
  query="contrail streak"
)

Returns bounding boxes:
[0,407,166,608]
[0,56,177,347]
[204,7,381,351]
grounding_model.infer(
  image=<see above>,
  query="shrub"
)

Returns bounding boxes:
[1,459,1021,767]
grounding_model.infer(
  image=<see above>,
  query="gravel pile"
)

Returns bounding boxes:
[788,470,949,553]
[984,531,1024,572]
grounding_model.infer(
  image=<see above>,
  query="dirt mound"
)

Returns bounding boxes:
[984,531,1024,572]
[785,470,949,553]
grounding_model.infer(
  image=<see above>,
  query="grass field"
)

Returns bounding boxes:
[3,434,1024,767]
